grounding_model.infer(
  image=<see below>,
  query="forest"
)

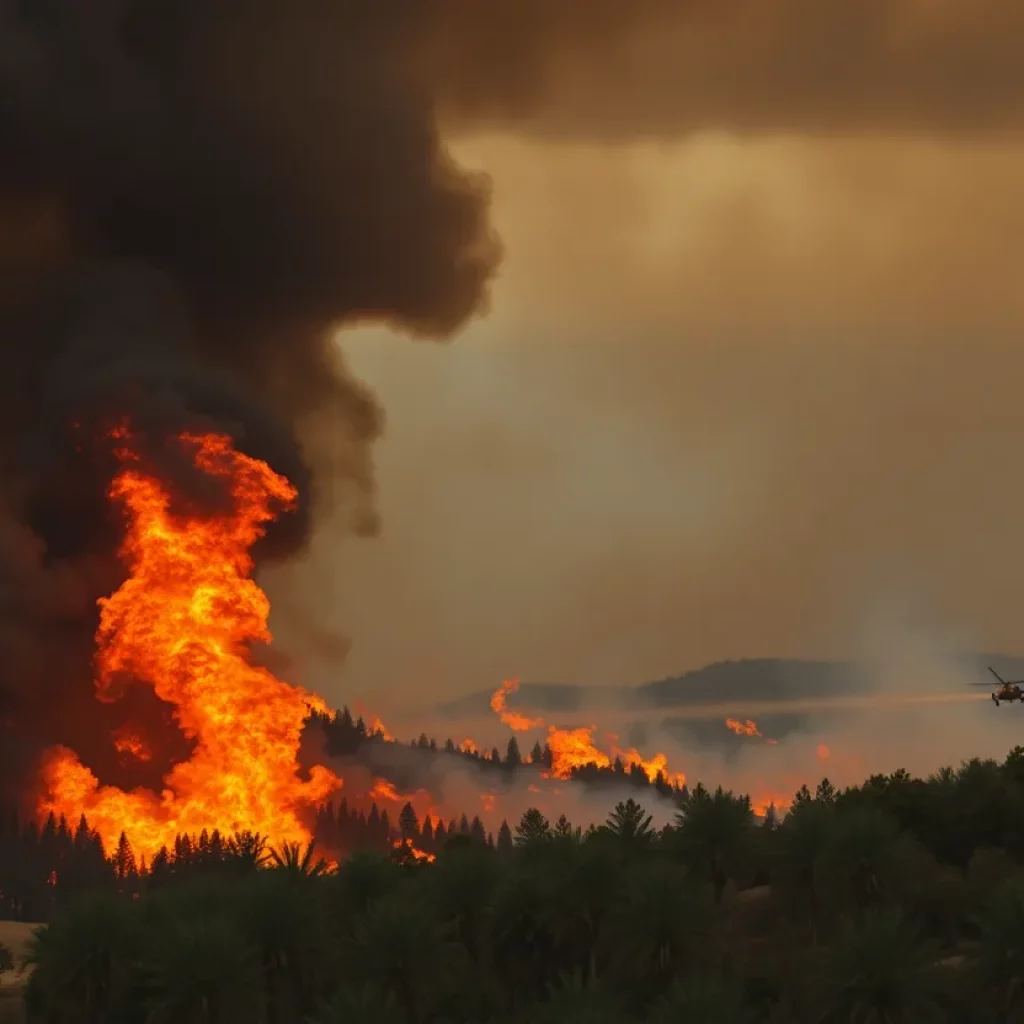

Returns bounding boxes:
[8,739,1024,1022]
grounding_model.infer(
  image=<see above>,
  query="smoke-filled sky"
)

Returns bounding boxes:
[269,126,1024,714]
[6,0,1024,803]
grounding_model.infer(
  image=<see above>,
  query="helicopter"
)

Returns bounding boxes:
[969,667,1024,706]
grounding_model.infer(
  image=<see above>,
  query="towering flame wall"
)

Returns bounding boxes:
[39,428,339,861]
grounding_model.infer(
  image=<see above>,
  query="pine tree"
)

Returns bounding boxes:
[399,802,420,842]
[470,816,487,844]
[113,832,137,882]
[497,820,514,855]
[506,736,522,769]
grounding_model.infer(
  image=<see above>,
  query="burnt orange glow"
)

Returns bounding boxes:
[392,838,436,863]
[817,744,831,761]
[480,791,496,812]
[38,429,339,862]
[751,792,791,817]
[490,678,545,731]
[370,779,401,803]
[726,717,762,737]
[488,680,686,786]
[460,738,479,754]
[369,777,440,822]
[369,716,394,742]
[112,726,152,762]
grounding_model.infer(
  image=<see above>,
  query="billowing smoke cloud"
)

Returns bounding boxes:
[0,0,504,801]
[2,0,1020,804]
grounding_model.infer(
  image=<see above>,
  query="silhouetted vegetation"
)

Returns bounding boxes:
[11,743,1024,1020]
[309,706,688,800]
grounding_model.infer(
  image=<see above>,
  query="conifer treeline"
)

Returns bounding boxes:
[308,706,688,800]
[0,707,690,923]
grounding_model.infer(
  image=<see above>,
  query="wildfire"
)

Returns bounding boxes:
[460,738,479,754]
[369,777,441,822]
[726,718,762,737]
[38,429,339,861]
[490,678,544,731]
[112,726,152,762]
[488,680,686,786]
[392,838,435,863]
[369,716,394,742]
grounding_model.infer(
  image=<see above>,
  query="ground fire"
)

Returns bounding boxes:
[489,678,687,786]
[37,427,339,862]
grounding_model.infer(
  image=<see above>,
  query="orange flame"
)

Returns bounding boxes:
[487,679,686,786]
[480,792,496,812]
[369,716,394,742]
[112,727,152,763]
[369,778,440,821]
[726,717,762,737]
[38,430,340,861]
[490,678,545,731]
[460,738,479,754]
[751,792,791,817]
[370,779,400,802]
[392,838,436,863]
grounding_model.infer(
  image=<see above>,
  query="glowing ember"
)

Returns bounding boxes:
[38,429,339,861]
[726,717,762,737]
[112,726,152,762]
[490,678,544,731]
[392,838,436,863]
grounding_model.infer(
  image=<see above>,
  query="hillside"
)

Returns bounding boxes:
[435,654,1024,719]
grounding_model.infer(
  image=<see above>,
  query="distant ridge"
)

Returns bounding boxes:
[434,653,1024,718]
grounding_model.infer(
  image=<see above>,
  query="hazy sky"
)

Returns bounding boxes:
[260,128,1024,715]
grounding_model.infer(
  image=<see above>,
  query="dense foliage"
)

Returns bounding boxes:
[15,745,1024,1021]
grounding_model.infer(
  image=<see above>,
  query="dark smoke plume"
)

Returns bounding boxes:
[0,0,502,802]
[1,0,1020,804]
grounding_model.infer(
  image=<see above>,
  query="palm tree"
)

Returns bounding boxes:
[770,797,836,943]
[969,877,1024,1021]
[305,984,404,1024]
[24,891,142,1024]
[605,859,715,992]
[811,907,948,1024]
[238,869,339,1024]
[139,911,261,1024]
[671,785,756,903]
[820,807,922,916]
[226,830,270,872]
[489,863,561,1006]
[598,799,656,850]
[342,891,467,1024]
[647,973,754,1024]
[428,842,500,967]
[331,850,404,925]
[533,969,624,1024]
[269,840,330,879]
[536,838,624,984]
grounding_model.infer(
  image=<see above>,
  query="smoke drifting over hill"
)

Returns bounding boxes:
[1,0,1020,803]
